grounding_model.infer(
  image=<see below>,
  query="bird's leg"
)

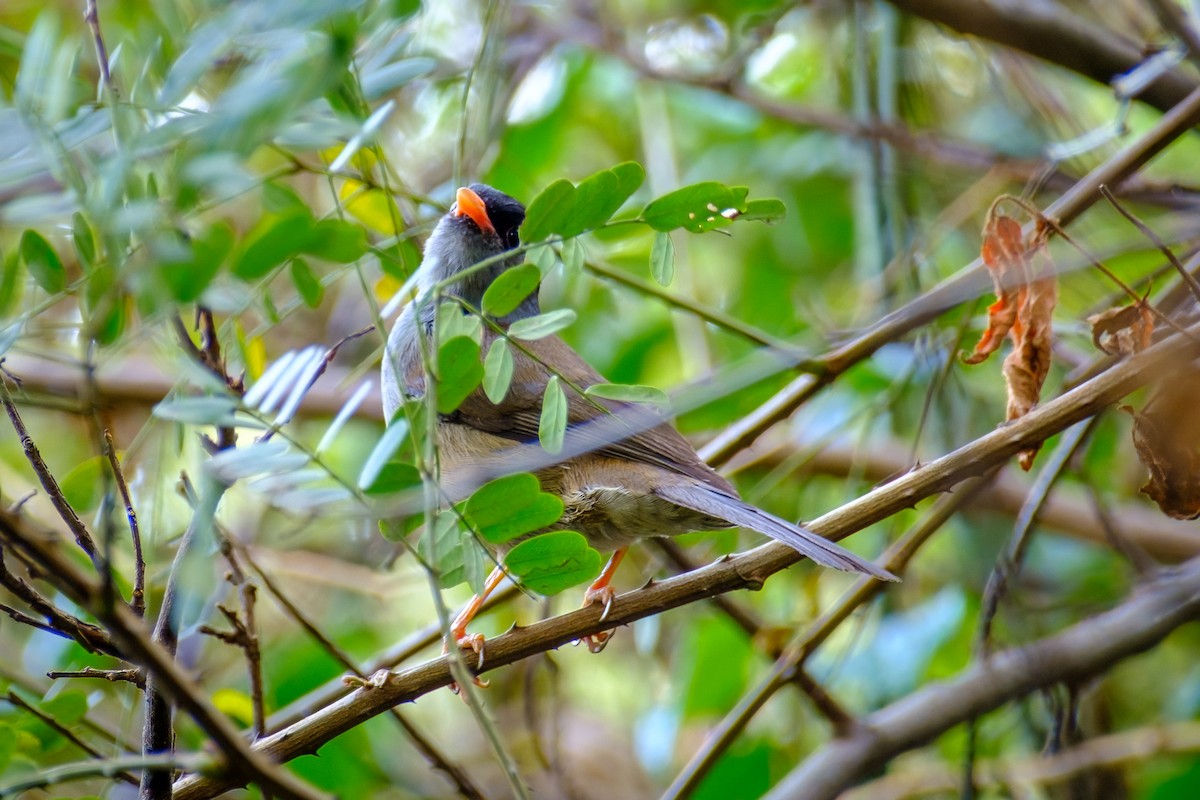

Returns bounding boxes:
[579,548,627,653]
[445,564,507,690]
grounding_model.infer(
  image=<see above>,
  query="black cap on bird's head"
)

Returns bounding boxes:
[419,184,529,314]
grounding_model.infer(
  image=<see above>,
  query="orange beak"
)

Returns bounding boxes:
[453,187,495,235]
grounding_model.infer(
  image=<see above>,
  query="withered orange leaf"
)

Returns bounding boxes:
[963,214,1026,365]
[1125,369,1200,520]
[1087,302,1155,356]
[963,203,1059,471]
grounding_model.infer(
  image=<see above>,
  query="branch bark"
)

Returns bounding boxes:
[883,0,1199,115]
[172,320,1200,799]
[765,557,1200,800]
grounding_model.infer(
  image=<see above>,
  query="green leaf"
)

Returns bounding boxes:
[40,691,88,725]
[290,258,324,308]
[20,230,65,294]
[72,212,96,267]
[509,308,577,340]
[159,223,234,303]
[560,161,645,237]
[463,473,564,545]
[483,339,514,403]
[482,263,541,317]
[504,531,602,595]
[585,383,670,409]
[363,461,421,496]
[531,243,557,275]
[650,231,674,286]
[302,219,367,263]
[435,301,482,344]
[232,209,313,280]
[436,336,483,414]
[539,376,567,454]
[465,473,539,524]
[740,197,787,224]
[560,237,584,276]
[521,179,576,243]
[641,182,750,233]
[59,456,106,513]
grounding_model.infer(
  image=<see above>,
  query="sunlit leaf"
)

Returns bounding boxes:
[152,395,240,425]
[539,376,567,453]
[641,182,750,233]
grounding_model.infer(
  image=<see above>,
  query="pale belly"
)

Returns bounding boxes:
[435,423,730,552]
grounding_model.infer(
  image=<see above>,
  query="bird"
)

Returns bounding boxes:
[382,183,896,660]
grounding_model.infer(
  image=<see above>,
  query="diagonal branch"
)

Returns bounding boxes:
[764,556,1200,800]
[172,316,1200,800]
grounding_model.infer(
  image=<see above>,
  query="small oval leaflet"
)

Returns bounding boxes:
[20,229,65,294]
[539,376,568,454]
[509,308,577,341]
[483,339,514,403]
[584,382,670,409]
[436,335,484,414]
[481,263,541,317]
[650,231,674,286]
[504,531,603,596]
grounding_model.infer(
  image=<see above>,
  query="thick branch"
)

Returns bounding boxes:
[883,0,1199,115]
[173,320,1200,799]
[765,557,1200,800]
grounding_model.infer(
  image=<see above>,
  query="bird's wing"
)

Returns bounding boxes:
[450,332,735,493]
[653,481,898,580]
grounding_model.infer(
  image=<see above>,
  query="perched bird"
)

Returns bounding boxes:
[382,184,895,657]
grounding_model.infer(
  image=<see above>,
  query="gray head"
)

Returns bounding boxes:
[418,184,530,314]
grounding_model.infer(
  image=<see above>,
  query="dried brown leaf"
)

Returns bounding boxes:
[1126,369,1200,519]
[964,202,1059,471]
[1087,302,1155,356]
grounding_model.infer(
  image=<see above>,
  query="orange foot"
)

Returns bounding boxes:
[443,632,489,692]
[578,583,617,653]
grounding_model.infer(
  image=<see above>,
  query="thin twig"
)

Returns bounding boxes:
[0,547,121,656]
[0,378,100,564]
[0,504,331,800]
[0,753,209,795]
[103,429,145,616]
[1098,184,1200,302]
[47,667,145,689]
[4,690,138,785]
[83,0,114,95]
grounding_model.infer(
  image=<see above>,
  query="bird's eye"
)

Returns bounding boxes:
[505,228,520,248]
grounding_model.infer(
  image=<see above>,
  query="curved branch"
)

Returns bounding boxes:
[765,556,1200,800]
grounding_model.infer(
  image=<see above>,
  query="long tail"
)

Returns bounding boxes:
[655,482,898,581]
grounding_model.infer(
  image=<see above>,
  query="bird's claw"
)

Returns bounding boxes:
[443,632,489,693]
[580,584,618,652]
